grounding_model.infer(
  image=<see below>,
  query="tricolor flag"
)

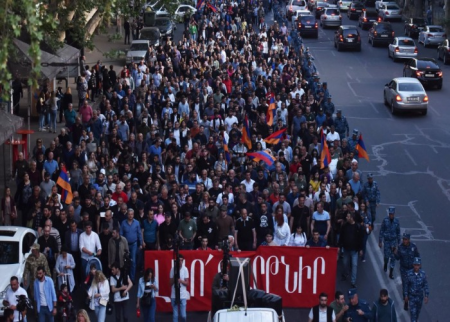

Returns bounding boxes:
[320,129,331,169]
[241,116,252,149]
[266,97,276,126]
[356,134,370,161]
[246,150,276,166]
[197,0,205,9]
[57,165,73,204]
[264,128,287,145]
[207,2,218,12]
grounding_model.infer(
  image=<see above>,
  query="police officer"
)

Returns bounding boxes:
[379,207,401,279]
[334,110,349,142]
[343,288,371,321]
[323,95,335,116]
[394,233,420,298]
[404,257,429,322]
[347,129,359,159]
[362,173,381,223]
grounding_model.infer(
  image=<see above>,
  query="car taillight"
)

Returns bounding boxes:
[414,47,418,53]
[416,71,423,77]
[428,33,433,37]
[392,31,395,37]
[385,11,389,15]
[351,8,356,11]
[315,22,318,28]
[378,17,382,22]
[437,71,443,77]
[423,96,429,102]
[374,31,378,36]
[411,25,415,29]
[395,95,402,102]
[395,47,399,52]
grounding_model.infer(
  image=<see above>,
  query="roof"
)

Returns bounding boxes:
[392,77,423,83]
[131,40,151,44]
[0,111,24,144]
[0,226,35,240]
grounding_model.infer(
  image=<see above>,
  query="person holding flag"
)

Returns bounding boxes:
[57,164,73,205]
[320,129,331,170]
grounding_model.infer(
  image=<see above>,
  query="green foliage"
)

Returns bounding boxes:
[108,32,123,42]
[103,49,126,59]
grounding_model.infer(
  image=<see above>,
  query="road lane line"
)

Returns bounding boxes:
[367,233,409,321]
[404,149,418,166]
[331,50,336,56]
[346,72,353,80]
[347,82,358,97]
[367,101,380,114]
[428,104,441,116]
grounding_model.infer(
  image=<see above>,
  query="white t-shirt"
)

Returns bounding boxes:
[224,116,238,132]
[308,307,336,322]
[170,266,190,300]
[39,280,47,306]
[5,286,28,322]
[110,274,130,302]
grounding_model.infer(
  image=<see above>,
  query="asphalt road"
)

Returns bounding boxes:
[302,11,449,322]
[26,11,450,322]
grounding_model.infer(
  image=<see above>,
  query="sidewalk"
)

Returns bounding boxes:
[0,26,129,195]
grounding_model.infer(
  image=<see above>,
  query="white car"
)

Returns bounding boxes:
[419,25,447,47]
[291,9,312,25]
[378,3,402,21]
[213,308,284,322]
[384,77,428,115]
[375,0,395,11]
[320,8,342,28]
[174,4,197,22]
[0,227,36,317]
[338,0,352,11]
[388,37,418,61]
[286,0,308,19]
[126,40,150,64]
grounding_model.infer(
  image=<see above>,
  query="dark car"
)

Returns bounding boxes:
[314,2,329,18]
[437,39,450,65]
[139,27,161,46]
[361,0,376,7]
[403,58,443,89]
[334,25,361,51]
[359,10,378,30]
[347,2,365,20]
[368,22,394,46]
[298,15,319,37]
[404,18,426,38]
[154,17,175,39]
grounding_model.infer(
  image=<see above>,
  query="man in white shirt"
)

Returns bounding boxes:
[110,263,133,322]
[79,221,102,279]
[224,110,238,133]
[308,292,336,322]
[170,254,190,322]
[240,171,255,193]
[3,276,28,322]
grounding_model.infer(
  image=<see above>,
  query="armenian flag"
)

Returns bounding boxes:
[57,165,73,204]
[197,0,204,9]
[207,2,218,12]
[246,150,276,166]
[241,116,252,149]
[222,132,231,164]
[266,97,276,126]
[264,128,287,145]
[356,134,370,161]
[320,129,331,169]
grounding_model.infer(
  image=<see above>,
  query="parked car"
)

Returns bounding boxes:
[437,38,450,64]
[368,21,394,46]
[286,0,308,19]
[403,57,443,89]
[298,15,319,38]
[388,37,418,61]
[347,2,365,20]
[378,3,402,21]
[126,40,150,64]
[320,8,342,28]
[384,77,428,115]
[359,10,378,30]
[418,25,447,47]
[154,16,175,39]
[139,27,161,46]
[404,17,426,38]
[375,0,393,11]
[173,5,197,22]
[334,25,362,51]
[0,227,36,317]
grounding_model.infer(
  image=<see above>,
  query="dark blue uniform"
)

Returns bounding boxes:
[379,216,401,269]
[343,299,372,321]
[395,238,419,296]
[404,268,429,322]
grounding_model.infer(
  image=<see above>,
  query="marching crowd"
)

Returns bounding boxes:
[2,0,429,321]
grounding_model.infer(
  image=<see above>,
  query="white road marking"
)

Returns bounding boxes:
[428,104,441,116]
[403,149,418,166]
[346,72,353,80]
[347,82,358,97]
[367,101,380,114]
[331,50,336,56]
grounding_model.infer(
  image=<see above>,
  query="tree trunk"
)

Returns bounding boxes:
[414,0,424,17]
[446,0,450,35]
[57,10,76,42]
[85,9,103,40]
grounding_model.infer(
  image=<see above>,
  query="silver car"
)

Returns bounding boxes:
[383,77,428,115]
[320,8,342,28]
[378,3,402,21]
[338,0,352,11]
[419,25,446,47]
[388,37,417,61]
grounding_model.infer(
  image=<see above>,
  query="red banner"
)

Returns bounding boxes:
[145,247,337,312]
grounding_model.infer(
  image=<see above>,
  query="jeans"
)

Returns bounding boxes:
[361,233,369,261]
[142,297,156,322]
[128,242,137,281]
[39,113,46,129]
[171,298,187,322]
[38,306,54,322]
[95,305,107,322]
[342,249,358,284]
[50,109,57,132]
[114,300,128,322]
[81,258,88,280]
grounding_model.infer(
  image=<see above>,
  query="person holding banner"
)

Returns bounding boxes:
[170,254,189,322]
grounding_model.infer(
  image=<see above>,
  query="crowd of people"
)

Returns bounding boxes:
[2,0,430,321]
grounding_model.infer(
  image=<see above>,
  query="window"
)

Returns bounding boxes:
[22,233,36,254]
[399,39,415,46]
[398,83,423,92]
[0,242,19,264]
